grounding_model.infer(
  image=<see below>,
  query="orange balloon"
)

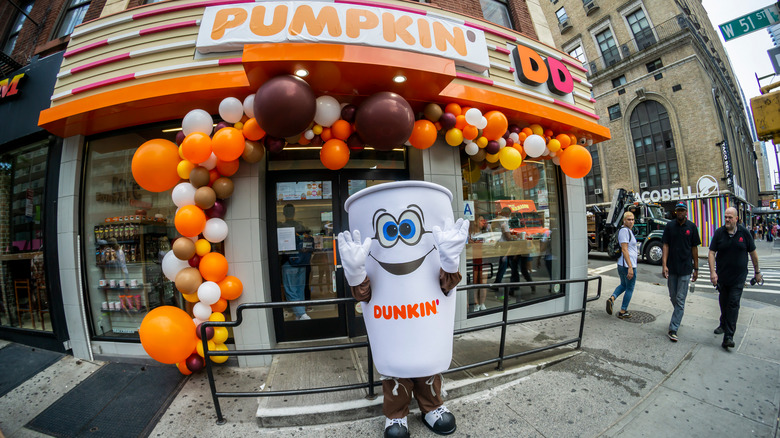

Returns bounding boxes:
[242,118,266,141]
[556,134,571,149]
[218,275,244,300]
[181,133,213,164]
[512,144,527,159]
[482,111,508,140]
[331,120,353,141]
[544,129,554,138]
[298,135,311,145]
[175,205,207,237]
[559,145,592,178]
[569,134,577,146]
[177,361,193,375]
[208,168,220,186]
[199,252,229,282]
[211,298,228,313]
[455,115,467,130]
[139,306,197,364]
[320,127,333,142]
[521,127,533,136]
[131,139,181,192]
[444,103,462,116]
[518,132,528,143]
[462,125,479,141]
[409,120,438,150]
[320,139,350,170]
[211,127,245,161]
[216,159,240,177]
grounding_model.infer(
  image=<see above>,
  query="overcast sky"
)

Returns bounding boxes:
[701,0,778,184]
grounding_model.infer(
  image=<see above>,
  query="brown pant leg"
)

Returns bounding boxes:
[382,378,414,419]
[411,375,443,415]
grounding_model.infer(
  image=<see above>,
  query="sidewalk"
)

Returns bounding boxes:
[1,245,779,437]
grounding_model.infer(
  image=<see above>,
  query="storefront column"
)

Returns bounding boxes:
[564,175,588,311]
[57,135,90,359]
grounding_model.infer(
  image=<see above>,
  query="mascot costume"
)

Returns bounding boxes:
[338,181,469,438]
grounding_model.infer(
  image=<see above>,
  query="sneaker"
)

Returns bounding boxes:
[722,337,735,350]
[384,417,409,438]
[617,311,632,319]
[422,406,456,435]
[714,326,724,335]
[667,330,678,342]
[297,313,311,320]
[479,304,487,311]
[606,296,615,315]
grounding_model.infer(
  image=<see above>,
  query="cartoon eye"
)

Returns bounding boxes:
[398,210,423,245]
[376,213,399,247]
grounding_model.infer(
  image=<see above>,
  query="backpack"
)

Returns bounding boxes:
[607,228,624,259]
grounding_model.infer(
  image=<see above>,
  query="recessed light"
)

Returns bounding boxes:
[295,69,309,77]
[393,74,407,83]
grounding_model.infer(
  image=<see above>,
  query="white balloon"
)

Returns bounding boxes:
[552,155,561,165]
[304,129,315,140]
[162,250,189,281]
[182,109,213,136]
[464,108,483,126]
[197,281,221,305]
[193,317,206,327]
[498,138,506,148]
[201,152,218,170]
[203,218,229,243]
[542,148,551,156]
[464,142,479,155]
[243,94,255,119]
[171,182,197,207]
[509,132,520,143]
[314,95,341,127]
[475,116,488,130]
[524,134,546,158]
[193,302,213,321]
[219,97,244,124]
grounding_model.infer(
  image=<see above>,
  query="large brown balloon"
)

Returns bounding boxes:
[175,267,202,294]
[212,177,234,199]
[243,140,265,163]
[189,167,210,188]
[354,92,415,151]
[194,186,217,209]
[172,238,196,260]
[254,75,316,138]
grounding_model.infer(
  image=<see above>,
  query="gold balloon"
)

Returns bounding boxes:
[175,267,202,295]
[194,186,217,209]
[212,177,234,199]
[172,238,196,260]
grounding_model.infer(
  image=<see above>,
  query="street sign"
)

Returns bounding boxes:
[719,3,780,41]
[775,183,780,190]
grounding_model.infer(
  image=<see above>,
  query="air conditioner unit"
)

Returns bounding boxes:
[558,19,572,33]
[639,182,648,188]
[594,189,603,195]
[584,0,600,15]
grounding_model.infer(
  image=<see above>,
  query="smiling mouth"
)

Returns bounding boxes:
[369,247,435,276]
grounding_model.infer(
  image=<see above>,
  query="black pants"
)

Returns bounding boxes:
[718,283,743,339]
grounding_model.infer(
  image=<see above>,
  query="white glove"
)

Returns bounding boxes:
[432,218,470,273]
[337,230,372,286]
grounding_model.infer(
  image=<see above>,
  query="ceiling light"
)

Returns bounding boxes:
[295,69,309,77]
[393,74,407,83]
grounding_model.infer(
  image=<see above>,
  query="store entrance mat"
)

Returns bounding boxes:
[0,343,64,397]
[26,362,186,438]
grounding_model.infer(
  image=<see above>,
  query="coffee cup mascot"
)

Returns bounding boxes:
[338,181,469,438]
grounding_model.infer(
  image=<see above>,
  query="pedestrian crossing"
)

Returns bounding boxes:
[694,260,780,295]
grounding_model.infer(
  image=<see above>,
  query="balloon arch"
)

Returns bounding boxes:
[132,74,594,374]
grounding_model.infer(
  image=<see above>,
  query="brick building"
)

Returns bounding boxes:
[538,0,760,243]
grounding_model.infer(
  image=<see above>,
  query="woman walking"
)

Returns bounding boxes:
[606,211,638,319]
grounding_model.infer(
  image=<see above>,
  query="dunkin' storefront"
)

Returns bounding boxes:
[39,1,609,364]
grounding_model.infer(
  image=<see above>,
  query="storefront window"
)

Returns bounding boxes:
[0,140,50,331]
[83,125,182,338]
[462,155,563,315]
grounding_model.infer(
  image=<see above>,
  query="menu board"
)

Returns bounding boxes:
[277,181,329,200]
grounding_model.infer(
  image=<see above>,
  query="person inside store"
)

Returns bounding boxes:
[492,207,525,298]
[279,204,311,321]
[468,215,490,311]
[661,202,701,343]
[605,211,637,319]
[708,207,762,350]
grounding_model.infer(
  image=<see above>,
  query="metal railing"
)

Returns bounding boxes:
[200,276,602,424]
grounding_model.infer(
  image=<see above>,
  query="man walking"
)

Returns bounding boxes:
[708,207,762,350]
[662,202,701,342]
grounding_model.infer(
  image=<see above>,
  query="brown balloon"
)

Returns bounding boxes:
[471,149,487,163]
[175,267,202,294]
[355,92,415,151]
[212,177,234,199]
[243,140,265,163]
[194,186,217,209]
[172,238,196,260]
[423,103,443,122]
[189,166,210,188]
[254,75,316,138]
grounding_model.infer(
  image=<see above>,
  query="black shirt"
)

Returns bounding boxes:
[662,219,701,275]
[709,224,756,287]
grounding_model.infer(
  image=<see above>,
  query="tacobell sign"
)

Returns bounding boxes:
[196,2,490,72]
[639,175,720,203]
[511,45,574,97]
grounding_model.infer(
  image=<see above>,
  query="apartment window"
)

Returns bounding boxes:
[480,0,514,29]
[53,0,90,39]
[608,104,622,121]
[611,75,627,88]
[584,145,602,204]
[626,8,656,50]
[646,58,663,73]
[630,100,678,189]
[2,1,33,55]
[556,7,569,24]
[568,45,587,66]
[596,28,620,67]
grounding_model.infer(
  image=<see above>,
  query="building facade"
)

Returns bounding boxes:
[539,0,760,243]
